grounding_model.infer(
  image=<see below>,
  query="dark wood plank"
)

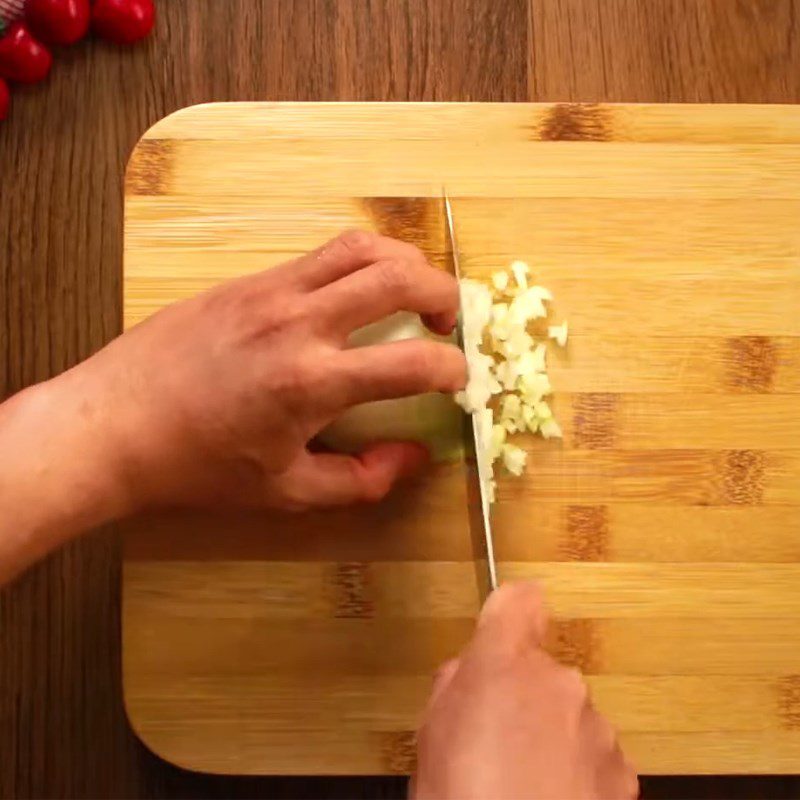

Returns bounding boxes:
[529,0,800,102]
[0,1,527,797]
[529,2,800,798]
[333,0,528,101]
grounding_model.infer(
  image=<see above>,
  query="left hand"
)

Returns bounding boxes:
[55,229,466,515]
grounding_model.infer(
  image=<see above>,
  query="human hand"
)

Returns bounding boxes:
[413,582,639,800]
[60,230,466,514]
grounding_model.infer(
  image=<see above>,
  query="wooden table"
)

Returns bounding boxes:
[1,1,799,797]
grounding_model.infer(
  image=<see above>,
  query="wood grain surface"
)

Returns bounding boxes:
[2,1,800,797]
[121,101,800,776]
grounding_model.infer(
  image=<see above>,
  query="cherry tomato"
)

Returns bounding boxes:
[25,0,90,46]
[0,22,52,84]
[91,0,155,45]
[0,77,9,121]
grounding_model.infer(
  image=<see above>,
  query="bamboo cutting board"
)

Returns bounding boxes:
[122,102,800,775]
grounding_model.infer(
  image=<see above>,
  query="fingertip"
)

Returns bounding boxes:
[449,346,469,391]
[422,310,458,337]
[362,440,430,479]
[397,441,432,476]
[354,441,430,502]
[476,580,549,647]
[425,341,468,393]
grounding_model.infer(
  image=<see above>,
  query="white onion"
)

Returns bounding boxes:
[319,312,461,461]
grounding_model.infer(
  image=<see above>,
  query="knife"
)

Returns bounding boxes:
[443,191,498,604]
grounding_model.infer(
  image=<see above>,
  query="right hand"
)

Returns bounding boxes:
[413,582,639,800]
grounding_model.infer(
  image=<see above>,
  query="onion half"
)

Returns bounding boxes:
[319,312,462,461]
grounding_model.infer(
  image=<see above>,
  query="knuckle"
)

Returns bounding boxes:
[406,343,437,384]
[297,359,334,401]
[264,298,309,336]
[375,258,412,294]
[336,228,377,259]
[229,291,306,343]
[271,355,323,405]
[271,362,305,399]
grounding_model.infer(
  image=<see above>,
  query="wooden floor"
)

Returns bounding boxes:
[1,1,799,797]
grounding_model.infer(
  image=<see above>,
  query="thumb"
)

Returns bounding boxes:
[283,441,429,507]
[428,657,460,706]
[473,581,549,653]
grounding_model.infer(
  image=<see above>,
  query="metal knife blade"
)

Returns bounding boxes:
[443,191,498,604]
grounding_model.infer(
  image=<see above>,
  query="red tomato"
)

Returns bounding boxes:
[91,0,155,45]
[0,77,9,121]
[0,22,53,84]
[25,0,90,46]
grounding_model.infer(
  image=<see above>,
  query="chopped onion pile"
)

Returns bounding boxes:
[454,261,567,502]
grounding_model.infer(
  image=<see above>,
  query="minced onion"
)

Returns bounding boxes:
[320,263,566,504]
[455,260,566,502]
[548,321,569,348]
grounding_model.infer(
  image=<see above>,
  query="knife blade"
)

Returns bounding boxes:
[443,190,498,604]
